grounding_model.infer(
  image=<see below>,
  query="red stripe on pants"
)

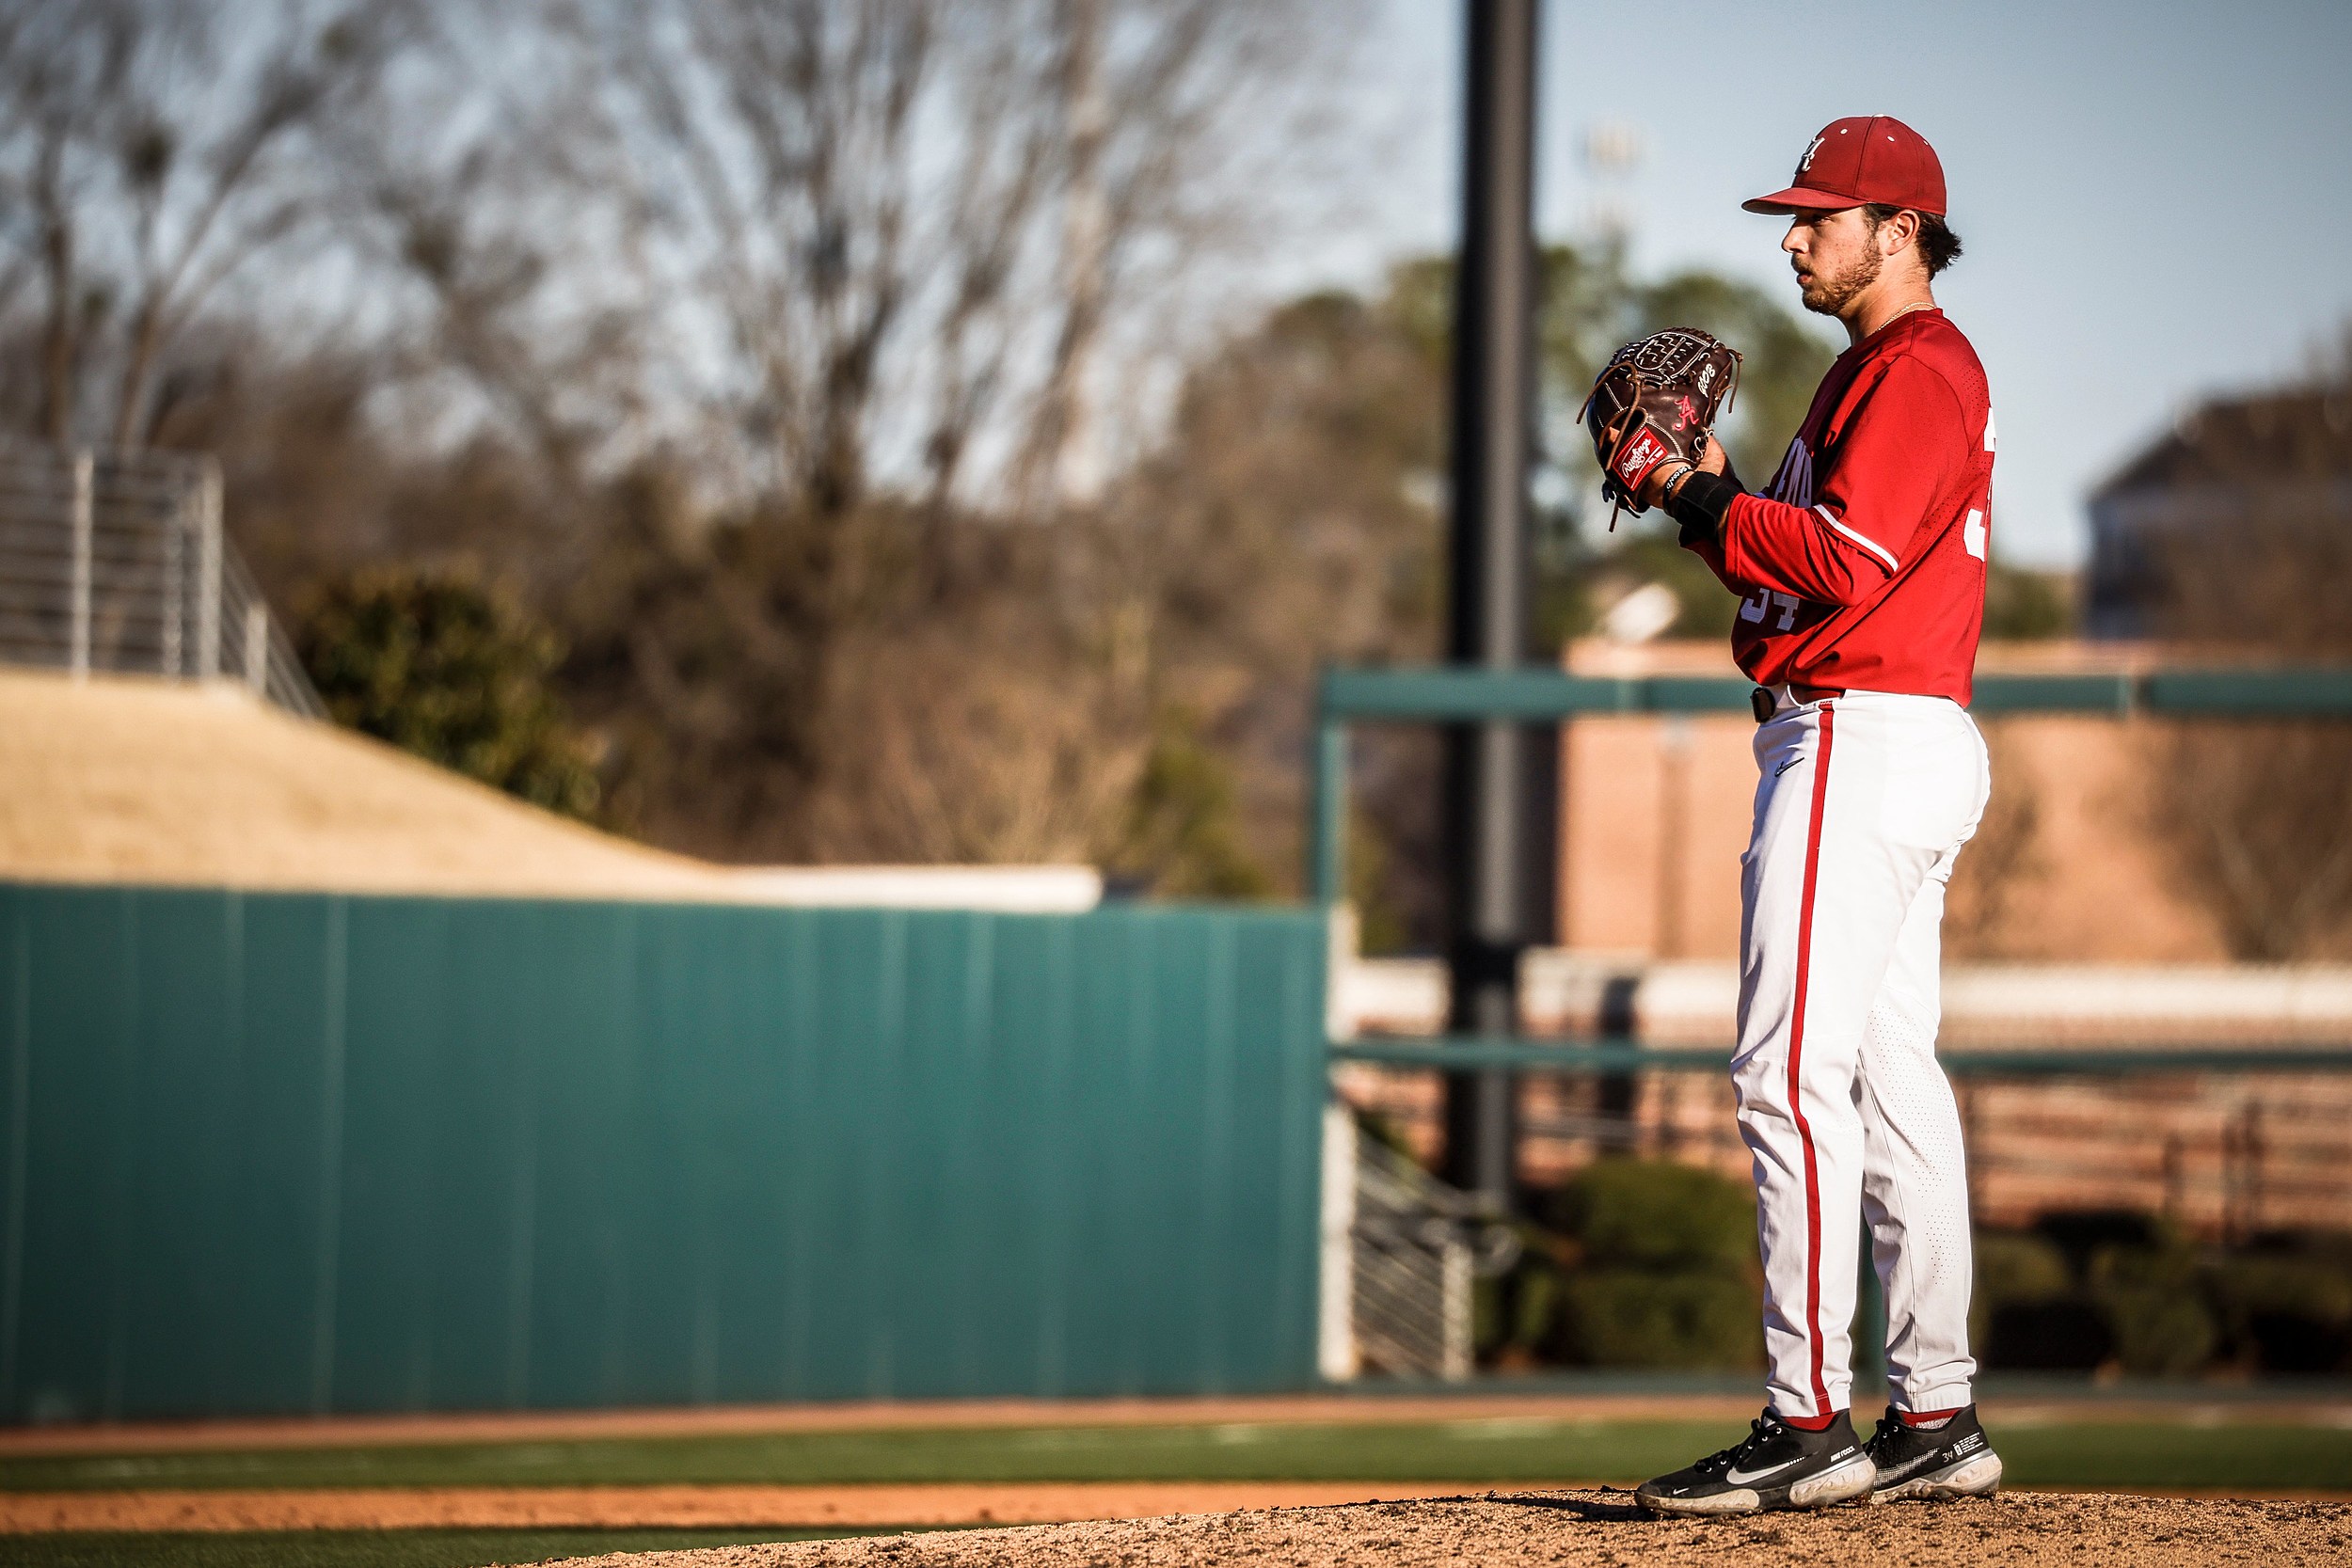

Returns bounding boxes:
[1788,702,1835,1415]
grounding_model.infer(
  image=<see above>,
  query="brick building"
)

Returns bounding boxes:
[1551,639,2233,964]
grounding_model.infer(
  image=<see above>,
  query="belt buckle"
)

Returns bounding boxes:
[1750,686,1777,724]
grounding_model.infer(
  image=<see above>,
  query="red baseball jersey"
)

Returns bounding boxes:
[1689,309,1994,703]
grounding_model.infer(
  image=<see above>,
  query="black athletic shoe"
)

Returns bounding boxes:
[1635,1408,1876,1517]
[1865,1405,2004,1502]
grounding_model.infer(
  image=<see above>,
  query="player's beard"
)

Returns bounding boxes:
[1799,242,1882,317]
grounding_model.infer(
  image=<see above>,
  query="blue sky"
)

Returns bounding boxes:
[1289,0,2352,569]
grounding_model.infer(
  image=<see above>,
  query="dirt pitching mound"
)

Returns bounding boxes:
[552,1489,2352,1568]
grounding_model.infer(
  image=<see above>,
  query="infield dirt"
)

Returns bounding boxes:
[554,1490,2351,1567]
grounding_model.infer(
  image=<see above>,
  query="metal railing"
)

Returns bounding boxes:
[1312,665,2352,1081]
[0,443,324,719]
[1342,1119,1520,1380]
[1308,665,2352,906]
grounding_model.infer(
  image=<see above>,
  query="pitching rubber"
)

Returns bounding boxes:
[1872,1449,2005,1504]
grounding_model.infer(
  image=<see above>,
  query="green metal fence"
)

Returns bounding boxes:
[0,884,1328,1422]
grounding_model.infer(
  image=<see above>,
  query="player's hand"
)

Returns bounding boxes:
[1635,437,1729,510]
[1635,461,1692,511]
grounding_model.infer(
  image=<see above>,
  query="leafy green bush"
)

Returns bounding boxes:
[1507,1259,1561,1354]
[2090,1231,2217,1376]
[2036,1210,2166,1274]
[1111,705,1273,898]
[1972,1230,2072,1330]
[1559,1269,1759,1369]
[1972,1229,2102,1369]
[297,566,602,819]
[1985,1298,2114,1370]
[1974,1217,2352,1378]
[2090,1228,2199,1292]
[1476,1252,1564,1367]
[1982,561,2074,639]
[1547,1159,1756,1273]
[2098,1284,2218,1375]
[1539,1160,1761,1369]
[2205,1251,2352,1373]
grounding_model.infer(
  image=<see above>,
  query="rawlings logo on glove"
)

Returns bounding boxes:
[1613,430,1670,486]
[1581,327,1743,530]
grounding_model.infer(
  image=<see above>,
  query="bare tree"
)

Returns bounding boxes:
[2146,372,2352,958]
[916,11,1059,521]
[1014,0,1333,511]
[582,0,937,525]
[0,0,410,449]
[807,601,1152,863]
[572,0,1332,517]
[1019,0,1111,507]
[0,3,132,441]
[304,1,660,530]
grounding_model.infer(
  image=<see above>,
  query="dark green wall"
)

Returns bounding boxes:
[0,884,1328,1421]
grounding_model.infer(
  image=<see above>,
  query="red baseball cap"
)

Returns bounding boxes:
[1742,116,1947,217]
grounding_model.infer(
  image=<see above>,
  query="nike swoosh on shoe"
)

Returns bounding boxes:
[1724,1456,1804,1484]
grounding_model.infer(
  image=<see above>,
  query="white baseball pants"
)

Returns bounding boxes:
[1734,689,1991,1419]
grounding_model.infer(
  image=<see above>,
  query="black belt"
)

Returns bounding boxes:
[1751,684,1845,723]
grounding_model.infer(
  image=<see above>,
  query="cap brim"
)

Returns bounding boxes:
[1740,184,1864,214]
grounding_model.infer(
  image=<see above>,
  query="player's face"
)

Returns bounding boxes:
[1782,207,1882,317]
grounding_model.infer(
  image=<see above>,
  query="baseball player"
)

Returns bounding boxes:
[1613,117,2004,1515]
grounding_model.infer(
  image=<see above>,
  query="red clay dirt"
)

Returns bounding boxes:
[0,1482,1476,1532]
[550,1489,2352,1568]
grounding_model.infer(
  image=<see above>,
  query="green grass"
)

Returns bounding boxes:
[0,1528,887,1568]
[1994,1420,2352,1491]
[6,1417,2350,1494]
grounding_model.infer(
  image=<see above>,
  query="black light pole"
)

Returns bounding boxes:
[1440,0,1539,1209]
